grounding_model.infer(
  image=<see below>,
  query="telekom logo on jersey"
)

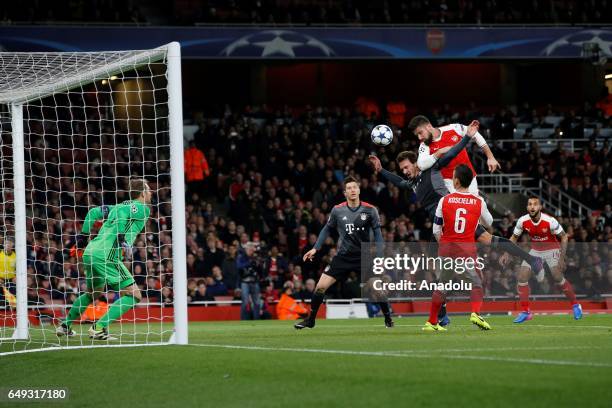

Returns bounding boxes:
[344,223,367,234]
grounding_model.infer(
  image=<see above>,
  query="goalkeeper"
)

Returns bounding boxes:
[56,179,152,340]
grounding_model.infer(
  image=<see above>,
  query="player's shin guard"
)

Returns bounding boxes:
[428,290,445,325]
[518,282,530,312]
[308,290,325,321]
[470,287,484,314]
[64,293,93,327]
[96,295,139,329]
[557,278,578,305]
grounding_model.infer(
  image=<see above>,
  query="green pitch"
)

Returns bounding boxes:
[2,315,612,408]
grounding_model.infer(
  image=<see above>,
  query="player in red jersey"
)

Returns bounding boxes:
[424,164,493,331]
[408,115,501,195]
[500,196,582,322]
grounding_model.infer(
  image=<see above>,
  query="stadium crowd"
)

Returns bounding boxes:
[2,1,611,26]
[178,0,612,25]
[1,99,611,321]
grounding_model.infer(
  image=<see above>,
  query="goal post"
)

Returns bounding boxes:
[167,42,188,345]
[11,102,28,341]
[0,42,187,353]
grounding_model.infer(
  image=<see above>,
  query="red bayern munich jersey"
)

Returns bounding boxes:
[435,191,488,258]
[424,124,477,179]
[513,213,563,251]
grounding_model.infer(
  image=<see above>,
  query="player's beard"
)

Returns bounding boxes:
[529,210,541,221]
[424,131,434,145]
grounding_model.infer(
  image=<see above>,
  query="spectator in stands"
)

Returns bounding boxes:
[184,140,210,194]
[202,236,225,276]
[145,277,161,302]
[263,281,280,304]
[298,278,316,301]
[161,287,173,306]
[206,266,228,297]
[219,220,239,245]
[186,253,204,278]
[221,244,239,290]
[263,246,288,288]
[192,282,214,303]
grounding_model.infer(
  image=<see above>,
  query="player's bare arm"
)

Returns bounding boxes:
[465,120,499,172]
[482,144,501,173]
[465,120,480,137]
[557,230,568,272]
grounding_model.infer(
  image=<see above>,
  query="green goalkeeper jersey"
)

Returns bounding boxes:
[83,200,150,261]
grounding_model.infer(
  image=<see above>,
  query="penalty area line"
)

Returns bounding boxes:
[189,343,612,368]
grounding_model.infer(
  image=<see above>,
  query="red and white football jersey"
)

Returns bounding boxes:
[418,124,477,179]
[434,191,492,258]
[513,213,563,251]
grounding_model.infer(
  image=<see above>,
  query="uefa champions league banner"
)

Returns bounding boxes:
[360,242,610,300]
[0,26,610,59]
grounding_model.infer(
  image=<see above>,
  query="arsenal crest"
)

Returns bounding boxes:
[426,29,445,54]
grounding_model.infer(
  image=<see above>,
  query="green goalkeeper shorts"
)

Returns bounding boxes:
[82,253,135,291]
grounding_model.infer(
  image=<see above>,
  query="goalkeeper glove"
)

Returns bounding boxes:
[121,241,133,262]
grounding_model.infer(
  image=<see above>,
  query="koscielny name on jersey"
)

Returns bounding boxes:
[447,197,478,205]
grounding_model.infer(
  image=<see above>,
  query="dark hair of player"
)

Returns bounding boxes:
[408,115,431,132]
[396,150,417,164]
[454,164,473,188]
[130,178,149,200]
[527,195,541,203]
[342,176,360,190]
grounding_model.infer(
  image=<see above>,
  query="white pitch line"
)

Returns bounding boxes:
[189,343,612,368]
[194,322,612,330]
[390,345,610,353]
[0,342,168,357]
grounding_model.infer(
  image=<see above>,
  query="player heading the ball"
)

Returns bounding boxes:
[409,115,501,195]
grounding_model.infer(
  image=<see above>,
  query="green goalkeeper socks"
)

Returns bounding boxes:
[64,293,93,327]
[96,295,139,330]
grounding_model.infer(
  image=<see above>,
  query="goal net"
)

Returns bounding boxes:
[0,42,187,355]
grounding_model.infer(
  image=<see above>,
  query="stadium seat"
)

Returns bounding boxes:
[543,116,563,127]
[531,128,552,139]
[599,128,612,137]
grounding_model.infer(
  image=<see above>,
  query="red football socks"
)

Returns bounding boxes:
[429,290,445,324]
[518,283,530,312]
[470,287,484,314]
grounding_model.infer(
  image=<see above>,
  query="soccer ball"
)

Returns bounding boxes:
[371,124,393,146]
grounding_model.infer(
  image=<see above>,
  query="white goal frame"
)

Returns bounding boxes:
[0,42,188,347]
